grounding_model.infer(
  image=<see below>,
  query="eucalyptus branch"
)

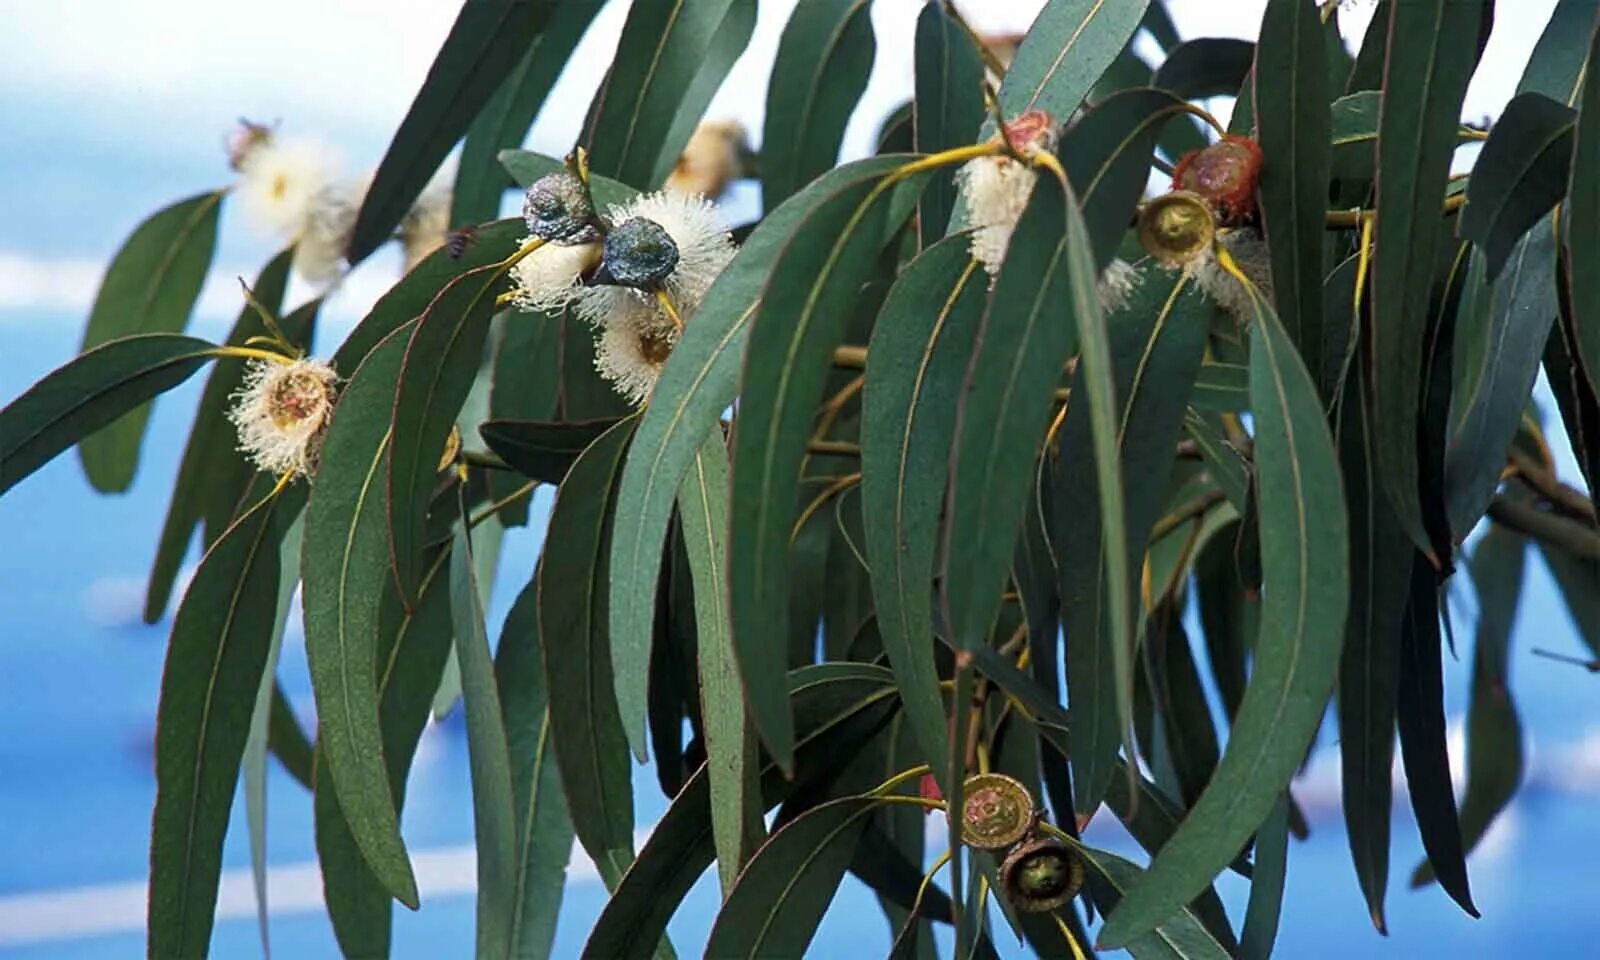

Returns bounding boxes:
[1487,497,1600,560]
[1509,449,1596,524]
[806,439,860,458]
[459,450,514,471]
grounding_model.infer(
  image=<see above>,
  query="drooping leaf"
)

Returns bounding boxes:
[913,1,986,246]
[1254,0,1329,368]
[268,682,314,790]
[998,0,1150,124]
[77,190,223,491]
[1412,526,1527,887]
[1052,273,1209,814]
[347,3,551,262]
[1154,37,1255,99]
[1537,539,1600,657]
[0,333,215,496]
[1100,275,1349,948]
[147,478,301,958]
[1395,555,1478,916]
[480,418,625,486]
[679,430,764,890]
[606,156,908,772]
[495,571,573,960]
[725,162,928,769]
[302,324,422,910]
[582,0,755,188]
[1081,846,1232,960]
[1563,10,1600,413]
[540,416,640,885]
[652,1,760,191]
[1460,93,1574,279]
[582,664,901,958]
[452,3,599,225]
[388,263,513,606]
[1237,793,1290,960]
[145,251,294,623]
[1545,273,1600,501]
[499,151,639,207]
[860,235,984,772]
[316,546,455,956]
[762,0,877,211]
[1335,363,1411,934]
[1368,0,1490,557]
[1445,226,1560,537]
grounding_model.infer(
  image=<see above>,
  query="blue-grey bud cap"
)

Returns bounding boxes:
[602,217,679,289]
[523,172,598,243]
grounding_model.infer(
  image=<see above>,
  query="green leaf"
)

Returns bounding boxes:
[1335,363,1411,934]
[540,416,640,885]
[1412,526,1527,887]
[0,333,216,496]
[1395,555,1478,916]
[943,175,1081,651]
[347,3,550,263]
[449,505,519,957]
[316,548,456,956]
[1564,11,1600,415]
[1369,0,1490,558]
[1518,0,1597,102]
[144,251,294,623]
[583,663,901,959]
[480,418,625,485]
[679,431,764,890]
[1237,794,1290,960]
[499,151,639,207]
[1191,362,1249,414]
[337,221,523,370]
[388,263,512,606]
[76,190,223,492]
[1254,0,1329,371]
[453,3,599,225]
[704,795,878,956]
[1445,229,1560,537]
[148,478,302,957]
[495,570,573,960]
[914,2,986,246]
[1081,846,1232,960]
[762,0,877,211]
[267,682,314,789]
[1154,38,1255,99]
[860,235,984,773]
[302,324,422,910]
[653,2,759,192]
[1052,272,1209,813]
[1537,539,1600,657]
[582,0,755,188]
[725,162,926,770]
[1099,278,1349,949]
[606,157,908,772]
[1544,277,1600,507]
[998,0,1149,124]
[1462,93,1575,279]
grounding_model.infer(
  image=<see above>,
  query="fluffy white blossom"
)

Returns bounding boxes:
[956,155,1038,277]
[293,175,368,286]
[1097,257,1141,314]
[1190,229,1275,320]
[666,120,749,200]
[236,136,342,241]
[594,297,678,406]
[402,168,454,270]
[509,239,604,313]
[227,357,339,477]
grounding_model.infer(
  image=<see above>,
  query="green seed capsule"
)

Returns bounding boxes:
[999,837,1083,913]
[602,217,680,289]
[960,773,1036,850]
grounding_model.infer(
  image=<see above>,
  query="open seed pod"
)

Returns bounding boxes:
[999,836,1084,913]
[1138,190,1216,267]
[960,772,1036,850]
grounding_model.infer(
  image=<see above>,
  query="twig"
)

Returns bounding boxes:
[1509,449,1596,524]
[1487,497,1600,561]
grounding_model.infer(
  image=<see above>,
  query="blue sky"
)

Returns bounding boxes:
[3,1,1599,956]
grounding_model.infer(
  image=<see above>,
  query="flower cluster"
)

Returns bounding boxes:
[229,120,453,285]
[509,169,736,406]
[227,357,339,477]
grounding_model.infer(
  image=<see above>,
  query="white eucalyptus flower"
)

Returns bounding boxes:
[666,120,750,200]
[593,296,678,406]
[1190,228,1275,321]
[509,239,604,313]
[402,173,453,271]
[1096,257,1142,314]
[293,175,368,286]
[227,357,339,477]
[236,135,342,241]
[954,109,1061,279]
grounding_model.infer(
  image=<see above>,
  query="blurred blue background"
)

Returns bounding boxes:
[1,1,1597,956]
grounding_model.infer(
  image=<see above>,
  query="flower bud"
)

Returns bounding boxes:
[999,837,1083,913]
[523,172,599,243]
[1138,190,1216,267]
[602,217,681,290]
[1171,135,1263,226]
[960,773,1036,850]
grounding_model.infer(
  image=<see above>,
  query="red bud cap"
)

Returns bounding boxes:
[1171,135,1263,226]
